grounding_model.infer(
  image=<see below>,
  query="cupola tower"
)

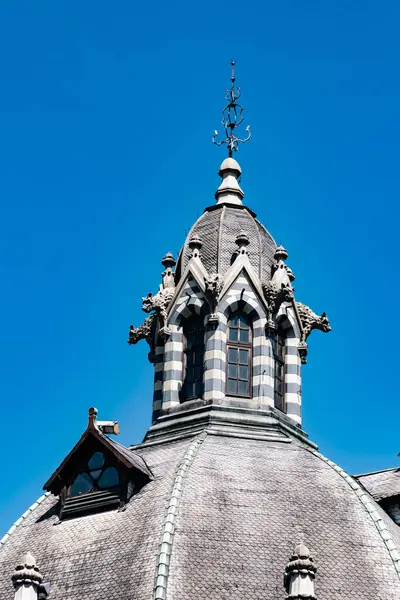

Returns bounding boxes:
[128,62,331,439]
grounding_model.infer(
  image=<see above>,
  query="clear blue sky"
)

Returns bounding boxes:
[1,1,399,536]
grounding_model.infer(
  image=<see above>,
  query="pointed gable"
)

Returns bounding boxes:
[43,408,152,519]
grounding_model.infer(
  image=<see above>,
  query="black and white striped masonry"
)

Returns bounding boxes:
[128,154,330,429]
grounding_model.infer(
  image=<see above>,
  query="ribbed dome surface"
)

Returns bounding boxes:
[2,433,400,600]
[176,204,277,283]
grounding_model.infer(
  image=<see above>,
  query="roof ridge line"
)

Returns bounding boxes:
[306,447,400,579]
[354,467,399,478]
[0,492,51,549]
[153,432,207,600]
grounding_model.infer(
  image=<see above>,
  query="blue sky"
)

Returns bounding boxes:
[1,1,399,536]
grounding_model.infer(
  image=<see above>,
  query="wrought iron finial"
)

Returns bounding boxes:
[213,61,251,157]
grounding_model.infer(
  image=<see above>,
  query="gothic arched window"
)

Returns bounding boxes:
[182,314,205,400]
[274,329,285,412]
[227,312,252,397]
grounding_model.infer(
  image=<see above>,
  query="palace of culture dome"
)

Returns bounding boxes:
[1,62,400,600]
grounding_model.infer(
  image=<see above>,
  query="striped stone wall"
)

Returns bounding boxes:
[153,270,303,426]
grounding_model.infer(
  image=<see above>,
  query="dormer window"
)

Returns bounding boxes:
[70,452,120,497]
[43,408,153,519]
[227,312,252,397]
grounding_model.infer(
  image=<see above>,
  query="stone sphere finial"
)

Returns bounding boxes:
[189,235,203,258]
[215,157,244,206]
[161,252,176,269]
[274,245,288,262]
[285,265,295,282]
[236,231,250,248]
[12,552,43,589]
[88,407,98,428]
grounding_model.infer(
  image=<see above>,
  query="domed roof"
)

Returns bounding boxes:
[175,158,277,283]
[1,428,400,600]
[176,205,277,283]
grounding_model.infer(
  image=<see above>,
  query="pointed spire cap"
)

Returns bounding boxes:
[294,542,311,558]
[215,157,244,206]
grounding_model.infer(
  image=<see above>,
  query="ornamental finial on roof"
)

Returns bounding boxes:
[12,552,50,599]
[213,61,251,157]
[284,542,317,599]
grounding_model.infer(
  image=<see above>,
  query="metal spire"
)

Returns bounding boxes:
[213,61,251,157]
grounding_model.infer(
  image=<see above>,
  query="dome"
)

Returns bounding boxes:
[175,204,277,283]
[2,428,400,600]
[175,158,277,283]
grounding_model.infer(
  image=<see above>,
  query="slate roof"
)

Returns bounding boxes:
[355,468,400,500]
[1,431,400,600]
[175,204,276,283]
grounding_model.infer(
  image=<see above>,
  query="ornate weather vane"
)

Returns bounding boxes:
[213,60,251,157]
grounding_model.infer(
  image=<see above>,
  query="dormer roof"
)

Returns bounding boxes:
[43,408,152,496]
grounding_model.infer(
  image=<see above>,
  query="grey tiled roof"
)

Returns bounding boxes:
[1,433,400,600]
[356,468,400,500]
[175,205,276,283]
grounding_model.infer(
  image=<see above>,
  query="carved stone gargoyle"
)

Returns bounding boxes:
[128,314,155,345]
[262,280,294,331]
[205,273,224,325]
[296,302,331,364]
[142,287,175,341]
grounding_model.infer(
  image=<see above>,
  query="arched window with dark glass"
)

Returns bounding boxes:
[227,312,252,397]
[274,329,285,412]
[182,314,205,400]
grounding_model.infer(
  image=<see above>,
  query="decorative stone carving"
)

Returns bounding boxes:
[285,265,295,282]
[142,287,175,341]
[297,341,308,365]
[12,553,46,600]
[296,302,331,364]
[128,252,176,354]
[297,303,331,340]
[161,252,176,289]
[205,273,224,325]
[262,280,294,330]
[189,235,202,259]
[128,315,157,361]
[263,245,295,330]
[284,542,317,599]
[128,314,156,346]
[236,231,250,255]
[271,245,293,288]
